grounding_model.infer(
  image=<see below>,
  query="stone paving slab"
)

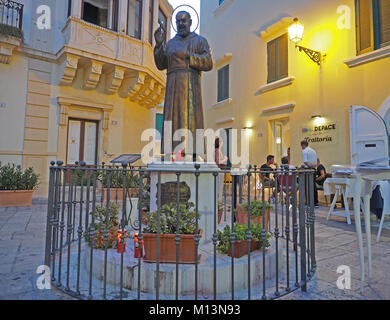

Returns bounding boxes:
[0,204,389,300]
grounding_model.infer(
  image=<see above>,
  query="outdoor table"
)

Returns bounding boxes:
[331,164,390,292]
[324,177,356,224]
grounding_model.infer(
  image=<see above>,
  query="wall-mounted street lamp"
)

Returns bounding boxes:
[311,115,326,125]
[288,18,326,66]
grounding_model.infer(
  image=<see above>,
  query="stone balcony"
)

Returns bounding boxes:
[57,17,165,108]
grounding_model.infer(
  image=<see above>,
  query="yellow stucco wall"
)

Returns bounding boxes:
[201,0,390,169]
[0,54,28,166]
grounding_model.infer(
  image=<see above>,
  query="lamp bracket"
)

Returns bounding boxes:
[296,45,325,66]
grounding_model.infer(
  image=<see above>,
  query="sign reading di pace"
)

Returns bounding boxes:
[302,121,338,145]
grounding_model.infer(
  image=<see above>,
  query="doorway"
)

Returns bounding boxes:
[66,119,99,166]
[270,118,290,165]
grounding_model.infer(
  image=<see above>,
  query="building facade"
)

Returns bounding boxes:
[0,0,172,197]
[200,0,390,169]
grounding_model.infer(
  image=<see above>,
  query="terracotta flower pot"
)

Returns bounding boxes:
[0,190,34,207]
[235,205,270,232]
[227,239,260,259]
[143,230,202,264]
[102,188,139,202]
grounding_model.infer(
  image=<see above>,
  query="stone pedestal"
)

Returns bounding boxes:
[147,162,220,245]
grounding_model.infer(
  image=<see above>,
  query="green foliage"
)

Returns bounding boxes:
[0,23,23,40]
[144,202,199,235]
[99,170,140,189]
[0,163,40,191]
[84,203,122,249]
[241,200,272,218]
[217,223,272,254]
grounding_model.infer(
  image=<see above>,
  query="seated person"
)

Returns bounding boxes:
[280,156,296,170]
[315,158,330,186]
[261,155,277,187]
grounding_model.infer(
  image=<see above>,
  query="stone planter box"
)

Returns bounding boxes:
[227,239,261,259]
[235,205,270,232]
[0,190,34,207]
[143,230,203,264]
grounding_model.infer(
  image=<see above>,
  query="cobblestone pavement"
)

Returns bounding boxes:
[0,205,389,300]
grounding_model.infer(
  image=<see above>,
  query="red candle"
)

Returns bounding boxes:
[117,229,127,253]
[134,233,143,258]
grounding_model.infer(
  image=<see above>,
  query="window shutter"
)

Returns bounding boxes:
[278,34,288,80]
[356,0,374,55]
[377,0,390,48]
[224,65,229,101]
[267,40,277,83]
[218,65,229,102]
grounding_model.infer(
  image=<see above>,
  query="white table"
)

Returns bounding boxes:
[331,165,390,292]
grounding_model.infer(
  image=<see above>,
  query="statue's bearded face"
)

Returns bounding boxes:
[176,12,192,37]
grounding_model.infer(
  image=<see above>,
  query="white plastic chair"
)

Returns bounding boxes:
[376,181,390,242]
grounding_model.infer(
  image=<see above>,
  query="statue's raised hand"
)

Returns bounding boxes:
[154,26,166,47]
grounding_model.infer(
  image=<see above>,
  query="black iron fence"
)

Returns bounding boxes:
[0,0,23,29]
[44,161,316,300]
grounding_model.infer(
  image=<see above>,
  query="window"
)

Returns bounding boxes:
[82,0,118,31]
[217,65,229,102]
[267,34,288,83]
[156,113,163,140]
[356,0,390,55]
[128,0,142,39]
[67,119,99,165]
[148,0,154,44]
[158,7,167,33]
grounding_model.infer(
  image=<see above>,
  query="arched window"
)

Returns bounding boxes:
[384,109,390,134]
[127,0,142,39]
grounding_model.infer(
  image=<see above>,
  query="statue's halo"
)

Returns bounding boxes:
[170,4,200,33]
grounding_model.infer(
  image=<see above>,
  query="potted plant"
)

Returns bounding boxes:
[84,203,122,249]
[0,163,39,207]
[236,200,272,231]
[142,202,202,264]
[99,170,140,202]
[217,223,271,259]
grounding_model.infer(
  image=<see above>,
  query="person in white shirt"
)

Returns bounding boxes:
[300,140,319,207]
[301,141,317,168]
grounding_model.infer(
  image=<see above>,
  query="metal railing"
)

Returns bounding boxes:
[44,161,316,300]
[0,0,23,29]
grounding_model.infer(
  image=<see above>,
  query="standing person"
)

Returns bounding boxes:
[300,140,319,208]
[287,147,291,162]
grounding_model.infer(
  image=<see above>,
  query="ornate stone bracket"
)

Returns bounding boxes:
[105,65,125,94]
[133,77,156,103]
[59,104,70,126]
[83,59,105,89]
[103,111,110,130]
[0,35,22,64]
[141,83,163,107]
[122,71,146,99]
[59,53,80,85]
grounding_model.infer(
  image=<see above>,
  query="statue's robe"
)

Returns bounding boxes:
[154,32,213,156]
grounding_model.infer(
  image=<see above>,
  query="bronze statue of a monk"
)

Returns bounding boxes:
[154,11,213,158]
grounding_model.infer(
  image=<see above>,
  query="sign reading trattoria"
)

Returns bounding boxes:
[302,122,337,145]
